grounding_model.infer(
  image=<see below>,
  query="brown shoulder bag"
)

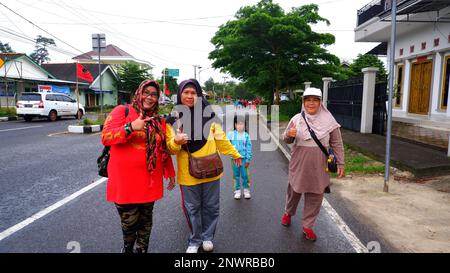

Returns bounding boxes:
[184,144,223,179]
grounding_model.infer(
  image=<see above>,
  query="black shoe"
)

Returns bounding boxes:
[121,241,134,253]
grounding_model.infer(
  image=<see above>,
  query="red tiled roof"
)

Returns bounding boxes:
[42,63,110,83]
[0,53,26,61]
[73,44,134,60]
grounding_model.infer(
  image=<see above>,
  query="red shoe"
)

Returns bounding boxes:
[303,227,317,241]
[281,213,291,226]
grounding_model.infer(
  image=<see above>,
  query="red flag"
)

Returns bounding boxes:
[164,84,170,96]
[76,63,94,82]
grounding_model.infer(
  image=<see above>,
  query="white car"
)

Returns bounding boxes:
[16,92,85,122]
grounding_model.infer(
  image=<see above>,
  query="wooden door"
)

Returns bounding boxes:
[408,60,432,114]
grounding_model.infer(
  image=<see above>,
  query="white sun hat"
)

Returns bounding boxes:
[303,87,322,99]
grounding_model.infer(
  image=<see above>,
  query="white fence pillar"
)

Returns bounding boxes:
[304,82,311,90]
[360,67,379,134]
[322,77,332,108]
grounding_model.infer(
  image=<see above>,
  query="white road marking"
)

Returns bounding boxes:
[0,125,43,132]
[0,177,107,242]
[260,115,369,253]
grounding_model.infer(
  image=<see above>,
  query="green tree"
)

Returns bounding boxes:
[203,77,215,92]
[117,62,152,97]
[0,41,13,53]
[29,35,55,65]
[209,0,339,105]
[231,82,256,100]
[158,69,178,96]
[347,54,386,79]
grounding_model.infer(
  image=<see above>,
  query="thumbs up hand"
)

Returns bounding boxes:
[287,123,297,138]
[174,128,188,145]
[131,113,152,131]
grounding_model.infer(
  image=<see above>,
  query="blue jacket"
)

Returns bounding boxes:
[227,130,252,162]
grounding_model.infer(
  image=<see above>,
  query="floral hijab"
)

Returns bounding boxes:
[132,80,169,173]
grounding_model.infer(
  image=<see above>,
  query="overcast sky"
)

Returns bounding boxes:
[0,0,378,84]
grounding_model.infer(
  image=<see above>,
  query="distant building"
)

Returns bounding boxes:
[72,44,153,71]
[355,0,450,123]
[0,53,75,107]
[42,63,120,107]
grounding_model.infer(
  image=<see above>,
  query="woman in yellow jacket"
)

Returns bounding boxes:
[166,79,242,253]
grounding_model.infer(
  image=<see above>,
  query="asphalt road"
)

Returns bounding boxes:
[0,112,395,253]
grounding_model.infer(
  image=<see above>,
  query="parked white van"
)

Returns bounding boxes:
[16,92,85,122]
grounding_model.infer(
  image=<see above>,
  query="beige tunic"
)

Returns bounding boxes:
[283,126,344,194]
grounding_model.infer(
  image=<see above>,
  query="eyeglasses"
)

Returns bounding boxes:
[143,92,159,98]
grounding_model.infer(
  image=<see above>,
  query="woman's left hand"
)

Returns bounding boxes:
[167,177,176,191]
[337,166,345,178]
[234,157,242,167]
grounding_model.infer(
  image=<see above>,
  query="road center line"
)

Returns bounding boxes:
[260,115,369,253]
[0,125,43,132]
[0,177,107,242]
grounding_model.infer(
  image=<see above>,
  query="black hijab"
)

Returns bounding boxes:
[166,79,218,153]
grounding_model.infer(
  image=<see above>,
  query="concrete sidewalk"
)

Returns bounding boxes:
[341,129,450,177]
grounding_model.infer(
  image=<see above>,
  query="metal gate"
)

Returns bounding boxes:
[327,77,387,135]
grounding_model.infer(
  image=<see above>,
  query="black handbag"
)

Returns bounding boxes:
[301,112,338,174]
[97,105,129,177]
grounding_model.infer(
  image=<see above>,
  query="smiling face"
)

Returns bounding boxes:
[235,121,245,133]
[180,86,198,108]
[303,96,321,115]
[142,85,159,111]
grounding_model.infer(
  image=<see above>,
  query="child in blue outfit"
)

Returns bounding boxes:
[227,115,253,199]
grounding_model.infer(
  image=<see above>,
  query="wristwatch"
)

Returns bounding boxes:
[124,123,133,135]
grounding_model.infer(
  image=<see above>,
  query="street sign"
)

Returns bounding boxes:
[92,34,106,51]
[167,69,179,77]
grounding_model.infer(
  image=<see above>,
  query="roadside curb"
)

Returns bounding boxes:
[0,116,18,122]
[68,124,104,134]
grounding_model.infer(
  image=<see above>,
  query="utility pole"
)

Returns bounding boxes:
[384,0,397,193]
[193,65,202,80]
[222,76,228,102]
[92,34,106,114]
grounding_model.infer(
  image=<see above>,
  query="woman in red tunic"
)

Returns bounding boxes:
[101,80,175,253]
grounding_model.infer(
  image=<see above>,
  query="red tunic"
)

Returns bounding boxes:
[101,104,175,204]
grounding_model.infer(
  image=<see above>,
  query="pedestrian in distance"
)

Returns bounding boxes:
[166,79,242,253]
[281,87,345,241]
[101,80,176,253]
[227,114,253,200]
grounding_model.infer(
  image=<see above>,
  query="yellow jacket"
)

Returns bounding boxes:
[166,122,242,186]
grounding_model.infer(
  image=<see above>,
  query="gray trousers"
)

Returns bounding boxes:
[180,180,220,247]
[284,183,324,229]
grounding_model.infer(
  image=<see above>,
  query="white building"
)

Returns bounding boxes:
[355,0,450,126]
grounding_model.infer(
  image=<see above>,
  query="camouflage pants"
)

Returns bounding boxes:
[115,202,154,253]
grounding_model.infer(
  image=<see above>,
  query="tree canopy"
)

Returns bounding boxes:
[209,0,340,104]
[157,69,178,96]
[30,35,55,65]
[117,62,153,95]
[347,54,386,79]
[0,41,13,53]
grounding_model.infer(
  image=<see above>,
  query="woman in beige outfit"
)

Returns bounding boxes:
[281,87,345,241]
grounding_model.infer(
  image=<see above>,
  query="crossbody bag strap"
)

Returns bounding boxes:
[301,111,329,157]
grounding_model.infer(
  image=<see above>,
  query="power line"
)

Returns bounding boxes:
[57,0,196,66]
[0,1,85,54]
[0,26,78,56]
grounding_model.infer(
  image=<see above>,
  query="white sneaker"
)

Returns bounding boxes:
[186,245,199,253]
[244,189,251,199]
[202,241,214,252]
[234,190,241,200]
